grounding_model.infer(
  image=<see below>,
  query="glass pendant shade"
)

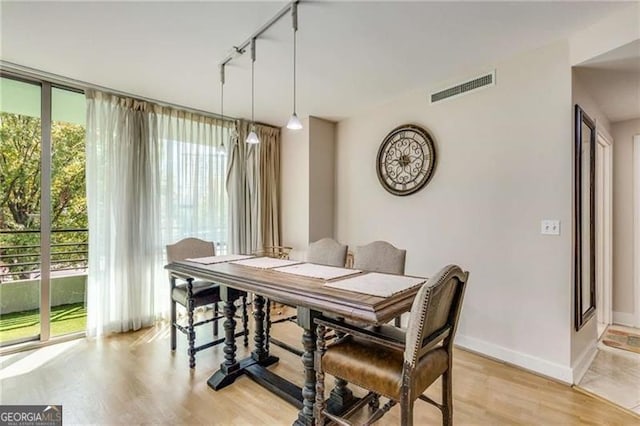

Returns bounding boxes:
[286,112,303,130]
[246,130,260,144]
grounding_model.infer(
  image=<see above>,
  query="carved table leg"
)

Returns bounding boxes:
[265,299,271,354]
[252,295,268,362]
[315,323,327,423]
[294,307,319,426]
[187,278,196,369]
[242,294,249,347]
[207,286,243,390]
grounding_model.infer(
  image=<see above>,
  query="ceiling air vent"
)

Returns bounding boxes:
[430,70,496,104]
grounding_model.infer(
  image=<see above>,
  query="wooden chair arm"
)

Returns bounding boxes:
[315,316,405,352]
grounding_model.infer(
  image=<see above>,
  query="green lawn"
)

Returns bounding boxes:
[0,302,86,343]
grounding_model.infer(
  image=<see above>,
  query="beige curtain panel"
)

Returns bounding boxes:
[226,120,281,255]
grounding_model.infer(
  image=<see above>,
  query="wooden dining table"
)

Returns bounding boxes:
[165,258,424,426]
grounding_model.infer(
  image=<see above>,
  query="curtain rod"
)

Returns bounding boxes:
[0,60,235,123]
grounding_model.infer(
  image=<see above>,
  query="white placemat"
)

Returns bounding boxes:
[274,263,361,281]
[185,254,254,264]
[324,272,425,297]
[231,257,301,269]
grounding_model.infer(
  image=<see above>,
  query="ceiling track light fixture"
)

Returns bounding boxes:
[246,38,260,144]
[219,63,226,151]
[286,2,302,130]
[218,1,302,135]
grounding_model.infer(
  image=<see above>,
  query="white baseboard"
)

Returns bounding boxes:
[572,341,598,384]
[455,334,573,384]
[613,311,636,327]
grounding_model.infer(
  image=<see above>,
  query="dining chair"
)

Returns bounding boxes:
[166,237,249,369]
[353,240,407,326]
[306,237,349,267]
[266,238,349,356]
[314,264,469,426]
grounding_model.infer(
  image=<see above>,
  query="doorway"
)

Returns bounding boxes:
[596,130,613,338]
[0,74,88,348]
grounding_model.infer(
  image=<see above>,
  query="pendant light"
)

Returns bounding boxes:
[246,38,260,144]
[286,3,302,130]
[219,63,226,153]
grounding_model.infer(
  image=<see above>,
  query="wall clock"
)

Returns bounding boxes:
[376,124,437,196]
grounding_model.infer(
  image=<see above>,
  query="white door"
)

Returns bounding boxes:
[596,130,613,337]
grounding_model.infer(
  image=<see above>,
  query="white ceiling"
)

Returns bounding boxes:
[0,1,632,126]
[575,40,640,123]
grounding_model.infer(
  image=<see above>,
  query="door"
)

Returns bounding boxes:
[596,130,613,337]
[0,74,87,347]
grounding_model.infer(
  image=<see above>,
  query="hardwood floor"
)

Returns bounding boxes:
[1,319,638,425]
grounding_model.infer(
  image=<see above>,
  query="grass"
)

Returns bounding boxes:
[0,302,86,343]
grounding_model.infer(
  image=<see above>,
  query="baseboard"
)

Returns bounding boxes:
[613,311,636,327]
[455,334,573,384]
[572,340,598,384]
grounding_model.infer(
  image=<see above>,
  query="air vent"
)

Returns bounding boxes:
[430,70,496,103]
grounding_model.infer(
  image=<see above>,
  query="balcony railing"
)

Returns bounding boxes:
[0,229,88,283]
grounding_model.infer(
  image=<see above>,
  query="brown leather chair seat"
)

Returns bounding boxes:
[322,334,449,400]
[171,281,220,307]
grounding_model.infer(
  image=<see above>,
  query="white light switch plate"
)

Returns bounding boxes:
[541,220,560,236]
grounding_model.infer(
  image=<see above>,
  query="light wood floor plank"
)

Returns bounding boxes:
[1,320,638,425]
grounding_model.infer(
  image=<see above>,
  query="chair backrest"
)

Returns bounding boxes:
[353,241,406,274]
[306,238,348,267]
[166,238,215,263]
[404,265,469,367]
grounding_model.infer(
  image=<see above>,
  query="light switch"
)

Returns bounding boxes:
[541,220,560,236]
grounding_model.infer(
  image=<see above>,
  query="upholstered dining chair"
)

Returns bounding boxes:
[306,238,349,267]
[166,237,248,369]
[353,240,406,274]
[266,238,349,356]
[353,240,407,326]
[314,264,469,426]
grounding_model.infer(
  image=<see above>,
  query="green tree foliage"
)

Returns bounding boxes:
[0,112,87,280]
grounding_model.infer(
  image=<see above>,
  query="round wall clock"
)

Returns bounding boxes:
[376,124,437,196]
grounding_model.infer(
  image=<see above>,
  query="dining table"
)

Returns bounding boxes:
[165,256,425,426]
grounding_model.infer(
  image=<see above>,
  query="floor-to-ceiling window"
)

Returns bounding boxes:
[0,74,87,346]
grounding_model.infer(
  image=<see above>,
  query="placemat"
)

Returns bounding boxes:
[231,257,301,269]
[324,272,425,297]
[274,263,361,280]
[185,254,254,264]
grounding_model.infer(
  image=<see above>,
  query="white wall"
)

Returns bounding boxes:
[335,41,575,382]
[281,116,337,252]
[282,118,310,250]
[569,70,612,379]
[309,118,337,243]
[612,118,640,325]
[570,2,640,66]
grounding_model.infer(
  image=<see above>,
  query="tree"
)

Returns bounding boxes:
[0,112,87,281]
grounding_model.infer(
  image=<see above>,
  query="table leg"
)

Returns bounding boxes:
[252,294,268,362]
[294,307,319,426]
[208,286,243,390]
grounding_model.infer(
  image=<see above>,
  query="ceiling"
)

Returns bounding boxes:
[575,40,640,123]
[0,1,632,127]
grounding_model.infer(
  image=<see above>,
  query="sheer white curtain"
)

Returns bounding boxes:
[86,91,229,336]
[155,108,229,311]
[85,91,159,336]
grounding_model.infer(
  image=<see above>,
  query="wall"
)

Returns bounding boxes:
[570,2,640,66]
[612,118,640,325]
[0,274,86,314]
[570,70,612,380]
[282,117,310,250]
[335,41,576,382]
[281,116,337,254]
[308,118,337,243]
